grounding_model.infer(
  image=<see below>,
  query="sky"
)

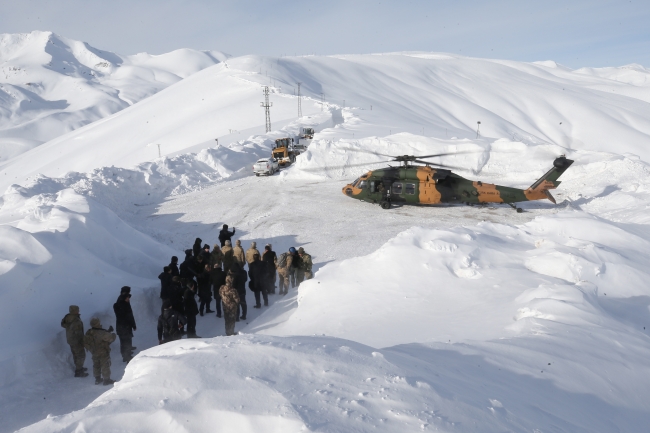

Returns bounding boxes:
[1,0,649,68]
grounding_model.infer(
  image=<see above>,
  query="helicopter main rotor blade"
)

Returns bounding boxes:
[299,160,392,172]
[413,159,464,170]
[336,147,397,158]
[416,150,479,159]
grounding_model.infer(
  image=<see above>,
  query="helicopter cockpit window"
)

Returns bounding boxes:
[392,183,403,195]
[405,183,416,195]
[357,180,368,189]
[351,178,360,187]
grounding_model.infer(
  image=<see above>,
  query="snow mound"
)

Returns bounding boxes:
[20,334,650,433]
[0,185,175,387]
[0,31,228,161]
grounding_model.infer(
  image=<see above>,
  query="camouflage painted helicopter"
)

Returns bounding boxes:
[335,150,573,211]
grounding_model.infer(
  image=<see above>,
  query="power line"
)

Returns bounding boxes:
[297,82,302,117]
[261,86,272,133]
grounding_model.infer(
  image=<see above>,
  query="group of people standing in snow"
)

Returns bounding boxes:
[60,285,137,385]
[157,224,313,340]
[59,223,314,385]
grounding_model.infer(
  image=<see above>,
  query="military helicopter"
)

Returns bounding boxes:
[328,149,573,211]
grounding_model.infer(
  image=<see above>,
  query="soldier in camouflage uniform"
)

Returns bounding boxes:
[60,305,88,377]
[245,242,260,266]
[296,247,313,286]
[277,247,296,295]
[233,240,246,269]
[219,276,240,336]
[84,317,117,385]
[221,240,234,273]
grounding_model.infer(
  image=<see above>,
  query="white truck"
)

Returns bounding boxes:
[253,157,279,176]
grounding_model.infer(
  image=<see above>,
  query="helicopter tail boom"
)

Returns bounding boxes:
[524,156,573,202]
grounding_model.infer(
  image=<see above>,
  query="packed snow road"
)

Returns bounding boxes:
[146,174,559,267]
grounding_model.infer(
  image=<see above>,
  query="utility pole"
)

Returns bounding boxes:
[156,144,161,158]
[261,86,272,133]
[320,93,324,111]
[296,82,302,117]
[476,121,481,139]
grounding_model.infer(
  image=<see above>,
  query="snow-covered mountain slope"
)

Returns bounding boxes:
[0,31,227,162]
[2,51,650,194]
[3,43,650,432]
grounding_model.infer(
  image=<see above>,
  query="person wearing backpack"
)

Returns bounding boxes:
[84,318,116,385]
[296,247,313,286]
[277,247,296,295]
[157,300,187,344]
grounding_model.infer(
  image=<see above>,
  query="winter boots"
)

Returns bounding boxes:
[95,377,102,385]
[103,378,115,386]
[74,369,89,377]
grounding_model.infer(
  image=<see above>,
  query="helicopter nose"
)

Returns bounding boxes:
[342,185,353,196]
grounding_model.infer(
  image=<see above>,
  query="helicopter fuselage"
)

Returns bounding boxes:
[342,157,573,207]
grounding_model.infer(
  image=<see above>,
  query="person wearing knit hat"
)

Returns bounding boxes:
[296,247,313,286]
[83,317,116,385]
[262,244,278,294]
[60,305,88,377]
[233,239,246,269]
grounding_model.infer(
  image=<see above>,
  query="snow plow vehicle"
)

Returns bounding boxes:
[296,127,314,150]
[272,137,301,166]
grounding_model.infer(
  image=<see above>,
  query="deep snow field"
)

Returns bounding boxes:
[1,31,650,432]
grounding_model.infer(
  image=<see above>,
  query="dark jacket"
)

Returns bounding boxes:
[196,268,212,296]
[113,295,136,337]
[157,309,186,342]
[248,260,267,292]
[218,228,235,247]
[169,280,184,314]
[229,264,248,296]
[192,238,203,258]
[169,261,180,276]
[262,250,277,274]
[210,267,226,298]
[179,253,196,279]
[158,272,172,299]
[183,289,199,316]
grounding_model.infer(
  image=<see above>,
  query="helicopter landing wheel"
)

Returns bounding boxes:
[380,201,391,210]
[516,207,523,213]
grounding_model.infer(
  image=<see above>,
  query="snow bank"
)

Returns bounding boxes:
[0,184,175,387]
[19,332,650,433]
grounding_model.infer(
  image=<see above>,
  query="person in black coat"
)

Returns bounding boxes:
[179,250,196,280]
[113,292,137,362]
[183,281,200,338]
[197,263,213,315]
[201,244,212,262]
[210,265,226,318]
[248,254,268,308]
[228,263,248,321]
[218,224,236,247]
[192,238,203,258]
[158,266,172,299]
[169,276,185,315]
[262,245,277,294]
[169,256,180,276]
